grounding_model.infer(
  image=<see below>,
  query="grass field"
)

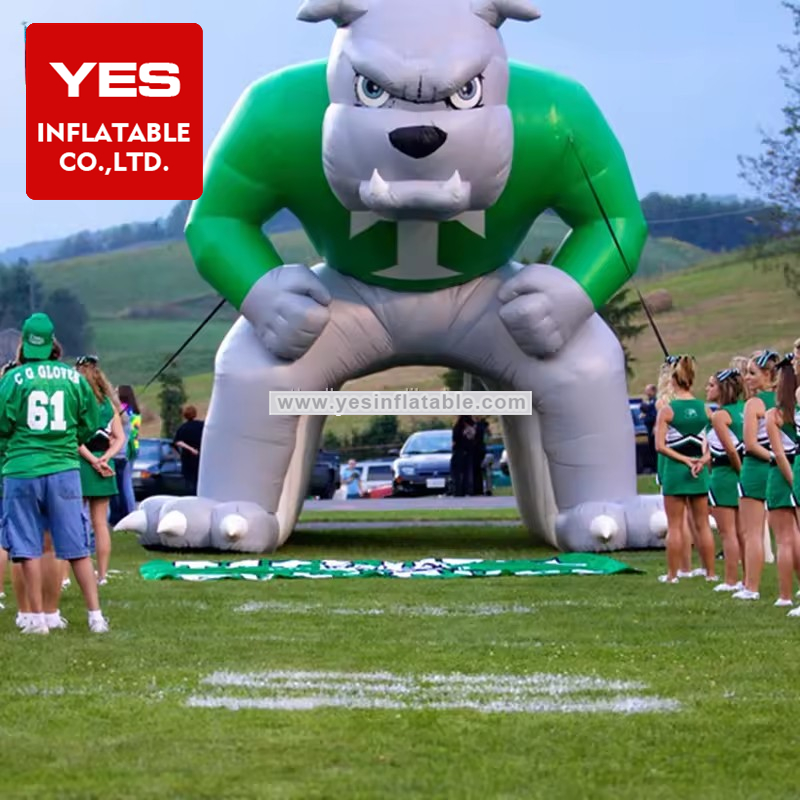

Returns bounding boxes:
[2,524,800,799]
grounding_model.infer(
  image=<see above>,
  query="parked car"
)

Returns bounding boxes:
[308,449,341,499]
[392,429,453,495]
[132,438,189,500]
[349,460,396,494]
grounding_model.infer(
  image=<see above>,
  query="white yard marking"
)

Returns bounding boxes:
[232,601,539,617]
[187,669,680,715]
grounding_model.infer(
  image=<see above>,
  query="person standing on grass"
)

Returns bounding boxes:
[0,314,108,634]
[705,368,746,592]
[656,360,703,578]
[640,383,658,473]
[733,350,780,602]
[765,355,800,611]
[0,358,69,630]
[75,356,125,587]
[173,405,204,494]
[655,355,718,584]
[341,458,363,499]
[109,385,140,525]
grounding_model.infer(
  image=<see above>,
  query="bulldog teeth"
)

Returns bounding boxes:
[368,169,391,199]
[443,170,466,198]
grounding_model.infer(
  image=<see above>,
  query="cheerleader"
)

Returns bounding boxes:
[733,350,780,601]
[655,356,717,583]
[706,368,746,591]
[765,354,800,609]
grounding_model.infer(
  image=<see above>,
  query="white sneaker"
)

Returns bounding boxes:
[0,590,6,599]
[691,568,709,578]
[732,589,760,601]
[21,620,50,635]
[15,612,31,629]
[787,606,800,617]
[658,574,679,584]
[774,598,793,608]
[45,613,69,630]
[714,582,740,592]
[61,578,71,592]
[88,615,110,634]
[676,570,694,579]
[97,577,108,587]
[705,575,720,583]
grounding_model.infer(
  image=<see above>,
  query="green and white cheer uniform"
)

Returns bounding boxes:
[661,399,709,497]
[738,391,776,502]
[708,401,744,509]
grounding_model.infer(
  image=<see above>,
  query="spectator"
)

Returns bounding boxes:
[76,355,125,587]
[109,384,140,525]
[0,314,108,634]
[640,384,658,472]
[340,458,363,499]
[473,416,492,496]
[451,415,477,496]
[173,405,204,494]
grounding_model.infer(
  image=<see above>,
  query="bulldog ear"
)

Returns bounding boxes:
[472,0,541,28]
[297,0,368,26]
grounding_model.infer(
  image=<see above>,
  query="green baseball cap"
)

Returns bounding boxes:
[21,312,55,360]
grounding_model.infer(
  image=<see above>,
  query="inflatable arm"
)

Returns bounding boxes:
[184,75,298,309]
[542,79,648,308]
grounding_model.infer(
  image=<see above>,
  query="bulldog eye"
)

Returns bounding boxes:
[355,75,391,107]
[447,77,484,110]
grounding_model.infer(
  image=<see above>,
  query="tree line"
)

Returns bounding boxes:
[31,192,769,265]
[0,262,92,356]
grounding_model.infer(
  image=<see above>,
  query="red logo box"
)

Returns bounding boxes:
[26,23,203,200]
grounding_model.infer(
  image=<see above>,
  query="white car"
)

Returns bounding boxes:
[339,460,396,495]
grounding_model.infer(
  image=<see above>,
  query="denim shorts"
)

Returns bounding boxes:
[4,470,92,560]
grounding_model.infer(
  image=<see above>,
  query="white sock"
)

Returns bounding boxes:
[88,609,104,623]
[30,612,46,628]
[44,612,62,626]
[16,612,31,626]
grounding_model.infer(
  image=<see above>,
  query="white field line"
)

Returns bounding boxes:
[189,669,680,715]
[186,695,680,715]
[202,670,645,694]
[234,601,539,617]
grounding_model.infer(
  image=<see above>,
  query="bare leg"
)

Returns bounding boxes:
[740,497,766,593]
[771,509,797,603]
[19,558,43,614]
[736,510,747,584]
[0,547,7,596]
[41,533,61,615]
[11,563,29,612]
[680,509,694,573]
[688,495,717,579]
[664,496,686,581]
[712,506,741,586]
[70,557,100,612]
[90,498,111,582]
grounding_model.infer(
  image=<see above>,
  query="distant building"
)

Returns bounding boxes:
[0,329,20,364]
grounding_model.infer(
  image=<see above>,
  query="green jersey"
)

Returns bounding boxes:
[0,360,100,479]
[186,61,646,309]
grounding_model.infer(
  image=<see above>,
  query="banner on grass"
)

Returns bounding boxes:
[140,554,642,582]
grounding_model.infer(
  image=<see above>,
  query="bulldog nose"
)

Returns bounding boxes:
[388,126,448,159]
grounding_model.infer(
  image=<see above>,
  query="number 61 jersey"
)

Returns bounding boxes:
[0,360,100,479]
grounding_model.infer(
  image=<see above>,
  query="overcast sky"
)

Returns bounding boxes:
[2,0,790,248]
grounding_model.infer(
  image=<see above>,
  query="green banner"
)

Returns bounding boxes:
[139,554,642,582]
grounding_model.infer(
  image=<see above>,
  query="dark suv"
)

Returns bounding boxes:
[132,438,189,500]
[308,449,341,499]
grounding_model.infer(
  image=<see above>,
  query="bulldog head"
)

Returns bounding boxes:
[298,0,540,221]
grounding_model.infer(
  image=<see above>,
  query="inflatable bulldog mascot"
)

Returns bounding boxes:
[118,0,667,553]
